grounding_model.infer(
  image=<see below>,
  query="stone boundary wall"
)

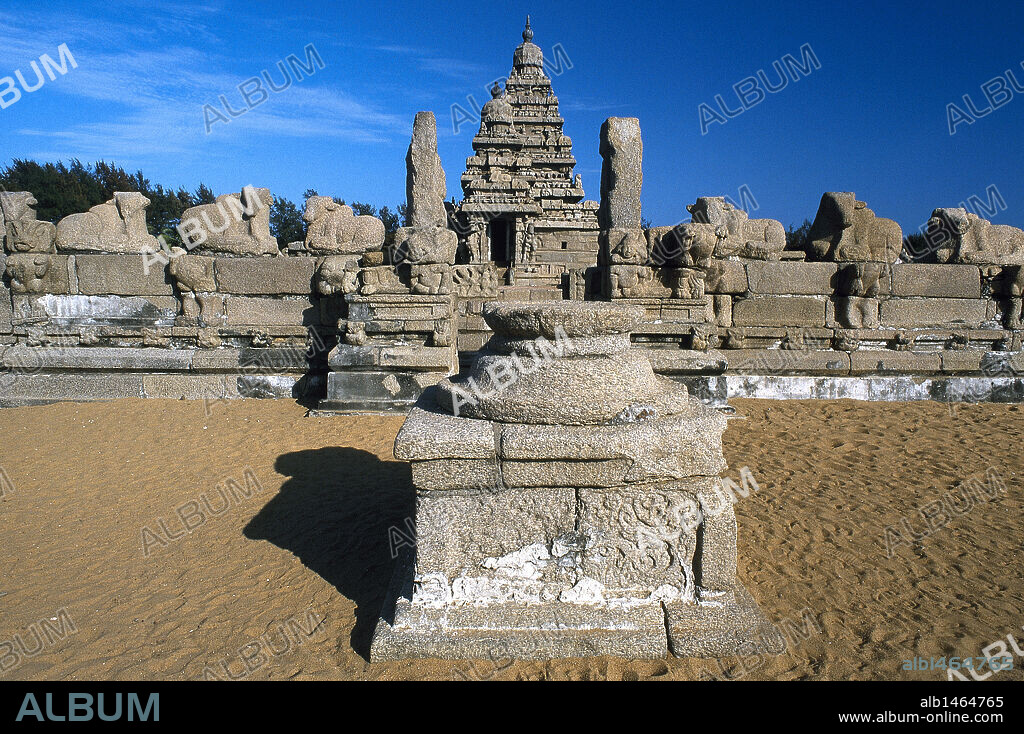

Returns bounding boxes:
[5,243,1024,408]
[0,248,334,406]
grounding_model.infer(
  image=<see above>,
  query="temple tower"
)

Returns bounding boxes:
[455,18,600,287]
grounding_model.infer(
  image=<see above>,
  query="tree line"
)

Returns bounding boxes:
[0,159,405,247]
[1,160,925,257]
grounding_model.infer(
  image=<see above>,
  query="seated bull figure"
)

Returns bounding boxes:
[687,196,785,260]
[664,222,718,269]
[304,196,385,255]
[805,192,902,263]
[55,192,159,253]
[926,208,1024,265]
[1,192,55,253]
[178,186,278,256]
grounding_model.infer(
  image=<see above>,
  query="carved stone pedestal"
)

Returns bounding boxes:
[370,301,775,660]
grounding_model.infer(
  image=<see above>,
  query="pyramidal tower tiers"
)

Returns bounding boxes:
[455,17,600,281]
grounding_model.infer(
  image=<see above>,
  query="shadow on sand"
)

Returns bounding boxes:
[244,446,414,661]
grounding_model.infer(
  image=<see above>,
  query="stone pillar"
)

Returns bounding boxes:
[371,300,776,660]
[597,117,714,352]
[319,112,459,412]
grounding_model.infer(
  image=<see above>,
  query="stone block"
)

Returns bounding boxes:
[0,372,144,403]
[410,459,501,491]
[320,369,443,412]
[704,260,747,294]
[726,349,851,375]
[223,296,316,326]
[414,487,576,578]
[11,294,178,326]
[941,350,985,374]
[142,374,241,400]
[501,459,634,488]
[498,413,727,480]
[1,345,192,371]
[0,286,11,334]
[643,349,728,375]
[731,296,827,327]
[849,350,942,374]
[74,254,175,296]
[879,298,988,327]
[890,263,982,298]
[328,343,455,371]
[394,399,497,460]
[712,294,732,327]
[214,256,315,295]
[745,261,837,295]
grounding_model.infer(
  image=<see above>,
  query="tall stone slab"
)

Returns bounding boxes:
[405,111,447,228]
[599,117,643,231]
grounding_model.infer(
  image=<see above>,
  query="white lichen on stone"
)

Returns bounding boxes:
[481,542,551,580]
[559,577,605,604]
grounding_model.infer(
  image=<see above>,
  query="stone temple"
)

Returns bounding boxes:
[453,17,600,293]
[5,13,1024,661]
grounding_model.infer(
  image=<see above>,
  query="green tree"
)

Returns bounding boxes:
[270,196,305,244]
[786,218,813,249]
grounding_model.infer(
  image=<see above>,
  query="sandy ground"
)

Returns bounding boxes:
[0,397,1021,681]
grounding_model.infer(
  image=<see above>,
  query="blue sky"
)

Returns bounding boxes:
[1,0,1022,234]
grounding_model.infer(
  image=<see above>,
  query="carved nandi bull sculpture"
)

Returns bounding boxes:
[687,196,785,260]
[303,196,385,255]
[178,186,278,256]
[805,192,902,263]
[0,191,55,253]
[55,192,159,253]
[926,208,1024,265]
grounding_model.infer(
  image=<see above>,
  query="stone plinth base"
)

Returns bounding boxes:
[371,550,776,661]
[316,369,447,413]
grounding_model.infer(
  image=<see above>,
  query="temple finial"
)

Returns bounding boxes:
[523,16,533,42]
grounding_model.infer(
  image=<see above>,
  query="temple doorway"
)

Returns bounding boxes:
[489,218,514,264]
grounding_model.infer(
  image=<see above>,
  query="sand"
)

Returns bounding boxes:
[0,397,1021,681]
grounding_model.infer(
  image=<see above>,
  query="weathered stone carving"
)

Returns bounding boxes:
[392,226,458,265]
[608,265,704,299]
[393,111,458,266]
[805,192,902,263]
[1,192,55,253]
[687,197,785,260]
[180,187,278,256]
[359,265,408,295]
[56,192,159,253]
[451,264,500,296]
[410,263,452,295]
[315,256,360,296]
[926,208,1024,265]
[604,227,648,265]
[372,301,775,661]
[673,223,719,268]
[303,197,385,255]
[5,253,66,293]
[836,262,888,297]
[167,250,216,292]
